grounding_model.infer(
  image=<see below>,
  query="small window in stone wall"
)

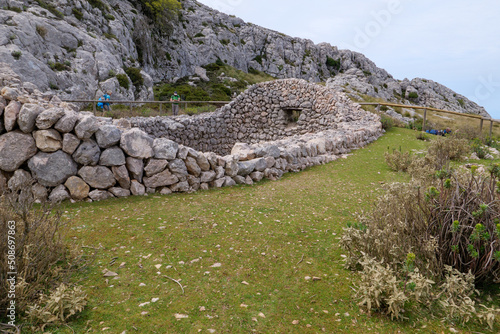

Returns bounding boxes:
[284,108,302,128]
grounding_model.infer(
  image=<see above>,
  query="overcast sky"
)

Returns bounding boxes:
[197,0,500,119]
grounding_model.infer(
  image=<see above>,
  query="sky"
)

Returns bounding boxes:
[197,0,500,119]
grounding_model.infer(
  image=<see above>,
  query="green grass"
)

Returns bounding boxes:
[24,128,500,333]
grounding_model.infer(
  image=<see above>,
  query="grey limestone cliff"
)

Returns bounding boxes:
[0,0,490,117]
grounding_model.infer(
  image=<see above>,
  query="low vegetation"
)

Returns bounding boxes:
[343,134,500,328]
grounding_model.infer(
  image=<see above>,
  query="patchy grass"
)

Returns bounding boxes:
[23,128,500,333]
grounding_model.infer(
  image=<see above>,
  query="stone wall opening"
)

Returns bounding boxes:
[283,108,302,129]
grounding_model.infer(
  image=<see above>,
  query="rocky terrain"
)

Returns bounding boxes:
[0,0,489,117]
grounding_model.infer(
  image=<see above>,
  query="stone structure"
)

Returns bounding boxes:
[0,77,382,202]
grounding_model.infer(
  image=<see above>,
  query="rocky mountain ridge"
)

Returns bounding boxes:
[0,0,490,117]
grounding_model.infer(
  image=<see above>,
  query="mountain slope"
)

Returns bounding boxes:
[0,0,489,117]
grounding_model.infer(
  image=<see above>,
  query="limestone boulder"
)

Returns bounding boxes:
[48,185,70,203]
[143,169,179,188]
[73,139,101,166]
[224,176,236,187]
[196,154,210,171]
[126,157,144,183]
[153,138,178,160]
[109,187,131,197]
[18,103,44,133]
[89,190,114,201]
[120,128,153,159]
[74,115,99,139]
[185,157,201,177]
[0,131,37,172]
[144,159,168,177]
[7,169,32,192]
[35,107,65,130]
[54,110,78,133]
[62,133,81,155]
[224,156,239,177]
[32,183,48,203]
[64,176,90,200]
[4,101,22,131]
[28,151,78,187]
[168,159,188,175]
[200,170,216,183]
[99,146,126,166]
[33,129,62,152]
[95,124,121,148]
[130,180,145,196]
[78,166,116,189]
[231,143,256,161]
[237,160,256,176]
[1,87,19,101]
[170,181,189,192]
[112,165,131,189]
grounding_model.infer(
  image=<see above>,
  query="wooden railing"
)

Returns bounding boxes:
[358,102,499,137]
[64,98,498,136]
[63,99,231,114]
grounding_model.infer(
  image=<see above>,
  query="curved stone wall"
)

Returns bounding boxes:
[0,78,382,203]
[131,79,380,155]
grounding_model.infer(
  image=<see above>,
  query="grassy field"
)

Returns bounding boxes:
[32,128,500,333]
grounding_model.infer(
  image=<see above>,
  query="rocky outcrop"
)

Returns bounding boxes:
[0,0,489,117]
[0,76,382,203]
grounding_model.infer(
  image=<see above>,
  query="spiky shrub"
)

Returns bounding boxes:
[384,149,413,172]
[0,180,89,322]
[426,136,470,170]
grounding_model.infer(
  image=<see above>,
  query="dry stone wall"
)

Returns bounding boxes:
[0,77,382,203]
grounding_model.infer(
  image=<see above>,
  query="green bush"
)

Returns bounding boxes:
[384,149,413,172]
[326,56,341,71]
[124,67,144,90]
[380,114,395,130]
[11,51,21,60]
[72,8,83,20]
[471,138,487,159]
[116,74,130,90]
[408,91,419,99]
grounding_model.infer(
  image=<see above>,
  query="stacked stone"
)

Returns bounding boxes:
[0,79,382,203]
[131,79,381,156]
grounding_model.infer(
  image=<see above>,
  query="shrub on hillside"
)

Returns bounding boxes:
[116,73,130,90]
[384,149,413,172]
[426,135,470,170]
[124,67,143,91]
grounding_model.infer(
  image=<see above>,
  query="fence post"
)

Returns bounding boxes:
[130,102,132,113]
[376,104,380,113]
[159,102,162,114]
[93,100,96,114]
[422,108,427,132]
[490,120,494,138]
[480,118,484,134]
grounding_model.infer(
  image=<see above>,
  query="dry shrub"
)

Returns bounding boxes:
[0,180,90,326]
[384,149,413,172]
[26,284,87,329]
[426,136,470,170]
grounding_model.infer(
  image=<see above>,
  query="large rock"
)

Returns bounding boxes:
[196,154,210,171]
[185,157,201,177]
[18,104,44,133]
[73,139,101,166]
[89,190,114,201]
[224,156,239,177]
[74,115,99,139]
[32,183,48,202]
[62,133,81,154]
[153,138,178,160]
[231,143,256,161]
[0,131,37,172]
[200,170,216,183]
[109,187,131,197]
[4,101,22,131]
[99,146,126,166]
[35,107,65,130]
[120,128,153,159]
[95,124,121,148]
[171,181,189,192]
[112,165,131,189]
[64,176,90,200]
[143,169,179,188]
[7,169,32,192]
[48,184,70,203]
[1,87,19,101]
[168,159,188,175]
[237,160,256,176]
[28,151,78,187]
[54,110,78,133]
[144,159,168,177]
[33,129,62,152]
[78,166,116,189]
[126,157,144,183]
[130,180,145,196]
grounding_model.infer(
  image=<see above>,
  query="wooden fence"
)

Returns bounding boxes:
[358,102,499,137]
[63,99,498,136]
